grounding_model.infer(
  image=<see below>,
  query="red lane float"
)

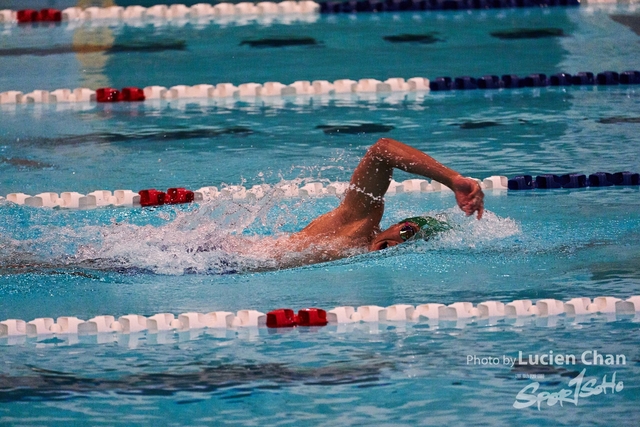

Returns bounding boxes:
[266,308,328,328]
[17,9,62,23]
[138,189,166,207]
[96,87,145,103]
[298,308,328,326]
[17,9,38,23]
[166,188,194,204]
[138,188,195,207]
[267,309,298,328]
[37,9,62,22]
[121,87,146,102]
[96,88,121,103]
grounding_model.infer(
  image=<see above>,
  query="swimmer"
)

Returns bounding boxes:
[268,138,484,267]
[9,138,483,274]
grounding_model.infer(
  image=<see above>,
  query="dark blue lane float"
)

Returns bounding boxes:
[571,72,595,85]
[620,71,640,84]
[597,71,620,86]
[319,0,580,13]
[549,73,572,86]
[523,73,548,87]
[478,75,504,89]
[429,76,452,91]
[508,172,640,190]
[454,76,478,90]
[613,172,640,186]
[501,74,524,89]
[422,70,639,92]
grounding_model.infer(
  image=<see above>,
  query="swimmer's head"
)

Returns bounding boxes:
[369,216,450,251]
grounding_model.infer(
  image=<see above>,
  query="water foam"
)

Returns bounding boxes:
[72,186,293,275]
[426,208,522,250]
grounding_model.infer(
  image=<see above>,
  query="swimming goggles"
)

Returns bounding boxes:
[399,223,418,241]
[397,215,452,241]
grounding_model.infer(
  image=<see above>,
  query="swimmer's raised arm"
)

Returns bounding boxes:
[341,138,484,220]
[293,137,484,259]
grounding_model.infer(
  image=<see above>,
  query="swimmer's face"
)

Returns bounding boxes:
[369,222,419,251]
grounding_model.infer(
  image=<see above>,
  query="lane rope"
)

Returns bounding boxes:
[0,0,583,26]
[1,2,320,25]
[2,170,639,209]
[2,70,639,106]
[1,296,639,346]
[2,177,490,208]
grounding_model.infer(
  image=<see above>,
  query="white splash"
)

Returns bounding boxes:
[415,208,521,250]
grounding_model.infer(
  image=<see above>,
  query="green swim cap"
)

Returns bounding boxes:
[397,215,451,240]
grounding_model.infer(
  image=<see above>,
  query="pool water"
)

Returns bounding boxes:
[1,3,640,425]
[3,3,640,92]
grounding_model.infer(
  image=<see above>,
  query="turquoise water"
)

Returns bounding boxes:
[2,4,640,426]
[2,4,640,92]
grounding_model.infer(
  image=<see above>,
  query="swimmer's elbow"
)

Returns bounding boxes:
[367,138,393,159]
[371,137,392,151]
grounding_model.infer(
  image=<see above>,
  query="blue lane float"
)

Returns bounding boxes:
[589,172,614,187]
[571,72,595,85]
[454,76,477,90]
[508,172,640,190]
[477,75,503,89]
[318,0,580,13]
[597,71,620,86]
[523,73,548,87]
[429,76,452,91]
[561,174,589,189]
[501,74,524,89]
[549,73,572,86]
[535,174,587,189]
[613,171,640,186]
[427,70,640,92]
[620,71,640,85]
[535,174,563,189]
[508,175,534,190]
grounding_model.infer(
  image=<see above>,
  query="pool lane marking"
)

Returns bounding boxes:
[1,296,639,344]
[2,176,502,208]
[2,2,320,26]
[2,70,639,106]
[4,170,640,210]
[1,0,584,26]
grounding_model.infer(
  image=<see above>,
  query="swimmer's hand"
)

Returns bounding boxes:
[452,175,484,219]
